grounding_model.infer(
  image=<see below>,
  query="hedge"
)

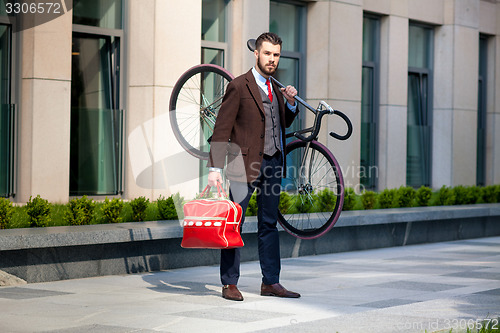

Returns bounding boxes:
[0,184,499,229]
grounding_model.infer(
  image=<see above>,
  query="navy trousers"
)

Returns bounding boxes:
[220,152,282,286]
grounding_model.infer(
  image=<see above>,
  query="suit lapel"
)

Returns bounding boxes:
[245,70,265,116]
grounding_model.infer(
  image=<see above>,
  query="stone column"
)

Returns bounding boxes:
[307,0,363,191]
[17,11,72,203]
[125,0,202,201]
[378,13,409,190]
[433,0,479,187]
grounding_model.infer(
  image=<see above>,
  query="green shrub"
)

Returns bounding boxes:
[130,196,150,222]
[316,188,337,212]
[65,196,95,226]
[157,195,179,220]
[342,187,356,211]
[481,185,499,203]
[434,185,456,206]
[244,192,257,216]
[279,191,292,214]
[361,190,377,210]
[452,185,480,205]
[394,186,416,208]
[102,198,124,224]
[415,186,432,207]
[0,197,14,229]
[26,195,51,228]
[378,188,396,209]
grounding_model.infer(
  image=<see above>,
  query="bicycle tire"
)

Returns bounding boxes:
[169,64,234,160]
[278,140,344,239]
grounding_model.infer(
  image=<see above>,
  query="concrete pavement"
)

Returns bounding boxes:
[0,237,499,333]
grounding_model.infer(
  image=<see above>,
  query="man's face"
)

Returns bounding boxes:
[254,41,281,77]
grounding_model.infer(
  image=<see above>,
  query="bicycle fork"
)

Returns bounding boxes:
[297,142,315,204]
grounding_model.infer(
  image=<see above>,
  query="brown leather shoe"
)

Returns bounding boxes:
[261,283,301,298]
[222,284,243,301]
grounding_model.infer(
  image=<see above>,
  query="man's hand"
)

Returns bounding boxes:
[208,170,223,187]
[281,85,297,106]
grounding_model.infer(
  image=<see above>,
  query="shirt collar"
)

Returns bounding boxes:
[251,67,271,92]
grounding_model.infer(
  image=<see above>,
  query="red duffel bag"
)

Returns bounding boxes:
[181,184,244,249]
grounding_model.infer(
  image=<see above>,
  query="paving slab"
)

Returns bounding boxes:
[0,237,499,333]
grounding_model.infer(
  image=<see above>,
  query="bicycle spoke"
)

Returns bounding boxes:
[278,140,344,239]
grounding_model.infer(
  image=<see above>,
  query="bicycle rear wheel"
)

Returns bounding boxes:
[278,140,344,239]
[169,64,234,160]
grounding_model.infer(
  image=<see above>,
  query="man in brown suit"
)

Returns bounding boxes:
[207,32,300,301]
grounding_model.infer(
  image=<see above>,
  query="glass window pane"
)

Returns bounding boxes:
[408,25,432,69]
[202,48,224,66]
[0,24,10,197]
[71,34,121,195]
[407,73,430,187]
[361,67,376,189]
[477,36,487,186]
[202,0,228,42]
[363,17,377,62]
[73,0,122,29]
[270,1,301,52]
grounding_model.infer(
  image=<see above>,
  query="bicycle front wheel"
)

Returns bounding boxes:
[169,64,234,160]
[278,140,344,239]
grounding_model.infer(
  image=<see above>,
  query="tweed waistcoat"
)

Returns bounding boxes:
[259,87,281,156]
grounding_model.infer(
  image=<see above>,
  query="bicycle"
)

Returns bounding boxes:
[169,41,352,239]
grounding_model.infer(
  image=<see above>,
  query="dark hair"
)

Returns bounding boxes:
[255,32,282,51]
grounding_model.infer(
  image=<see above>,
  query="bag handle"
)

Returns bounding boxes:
[200,182,228,199]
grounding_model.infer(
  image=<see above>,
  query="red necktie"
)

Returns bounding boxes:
[266,79,273,102]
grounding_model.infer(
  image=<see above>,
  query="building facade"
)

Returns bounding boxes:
[0,0,499,203]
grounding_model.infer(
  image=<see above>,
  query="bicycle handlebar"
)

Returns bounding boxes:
[247,38,352,142]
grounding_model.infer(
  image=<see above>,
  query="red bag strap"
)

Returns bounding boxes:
[200,182,228,199]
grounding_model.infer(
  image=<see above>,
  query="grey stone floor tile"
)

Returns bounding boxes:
[368,280,465,292]
[1,236,499,333]
[357,298,422,309]
[0,287,72,299]
[41,324,159,333]
[444,270,500,280]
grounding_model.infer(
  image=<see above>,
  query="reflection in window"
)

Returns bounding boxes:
[70,34,122,195]
[407,24,433,188]
[202,0,228,43]
[73,0,122,29]
[361,15,380,190]
[0,24,12,197]
[477,35,487,186]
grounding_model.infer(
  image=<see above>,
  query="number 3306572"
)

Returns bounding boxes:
[5,2,62,14]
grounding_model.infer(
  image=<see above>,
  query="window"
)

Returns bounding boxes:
[70,0,123,196]
[73,0,122,29]
[407,23,433,188]
[0,18,13,197]
[477,35,488,186]
[202,0,229,66]
[270,0,305,137]
[361,15,380,190]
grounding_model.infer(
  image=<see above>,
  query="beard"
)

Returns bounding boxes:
[257,54,278,76]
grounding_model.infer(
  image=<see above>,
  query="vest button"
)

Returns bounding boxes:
[261,118,265,121]
[260,134,264,139]
[259,152,263,156]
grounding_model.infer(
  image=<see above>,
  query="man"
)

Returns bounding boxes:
[207,32,300,301]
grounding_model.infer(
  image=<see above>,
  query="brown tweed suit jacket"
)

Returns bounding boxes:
[208,69,298,183]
